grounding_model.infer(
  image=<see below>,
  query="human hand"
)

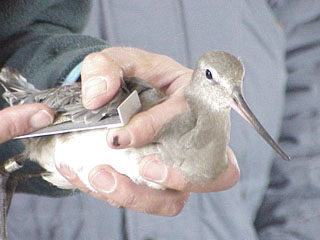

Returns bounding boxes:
[57,47,240,216]
[0,103,54,144]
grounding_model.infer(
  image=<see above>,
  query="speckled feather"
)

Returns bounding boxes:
[0,68,164,124]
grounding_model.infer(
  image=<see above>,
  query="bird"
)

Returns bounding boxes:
[0,50,290,187]
[0,51,289,238]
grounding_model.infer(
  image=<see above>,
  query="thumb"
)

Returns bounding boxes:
[0,103,54,144]
[81,52,122,110]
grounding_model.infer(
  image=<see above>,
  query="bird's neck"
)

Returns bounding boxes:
[184,84,230,117]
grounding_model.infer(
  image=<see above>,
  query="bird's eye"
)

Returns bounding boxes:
[205,69,213,80]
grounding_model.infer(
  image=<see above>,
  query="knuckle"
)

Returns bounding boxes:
[165,203,184,217]
[4,113,24,138]
[156,54,172,64]
[161,193,188,217]
[82,52,113,77]
[146,112,158,136]
[6,120,18,138]
[82,52,121,82]
[83,52,106,65]
[143,111,158,138]
[179,181,193,192]
[106,199,122,208]
[130,112,157,146]
[119,192,139,209]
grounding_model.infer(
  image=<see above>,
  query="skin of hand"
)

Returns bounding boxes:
[0,103,54,144]
[56,47,240,216]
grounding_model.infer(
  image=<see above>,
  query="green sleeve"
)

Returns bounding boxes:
[0,0,108,196]
[0,0,107,89]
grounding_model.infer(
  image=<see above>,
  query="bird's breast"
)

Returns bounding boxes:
[154,109,230,182]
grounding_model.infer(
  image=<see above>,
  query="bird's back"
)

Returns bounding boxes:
[0,68,165,125]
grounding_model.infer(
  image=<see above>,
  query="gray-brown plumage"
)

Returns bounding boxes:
[0,51,289,239]
[152,51,289,183]
[0,67,164,240]
[0,50,290,189]
[0,68,163,124]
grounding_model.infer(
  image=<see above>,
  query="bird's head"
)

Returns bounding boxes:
[190,51,290,160]
[192,51,245,109]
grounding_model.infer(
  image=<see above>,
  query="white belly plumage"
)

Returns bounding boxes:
[32,129,163,190]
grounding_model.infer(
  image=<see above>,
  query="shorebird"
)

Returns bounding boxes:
[0,51,289,239]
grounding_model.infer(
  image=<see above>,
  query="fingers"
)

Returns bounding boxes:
[99,47,192,91]
[82,47,192,148]
[0,103,54,144]
[56,147,238,215]
[107,92,187,148]
[139,146,240,193]
[78,48,240,215]
[81,47,192,110]
[81,52,122,109]
[57,164,189,216]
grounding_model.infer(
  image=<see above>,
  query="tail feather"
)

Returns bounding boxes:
[0,68,39,106]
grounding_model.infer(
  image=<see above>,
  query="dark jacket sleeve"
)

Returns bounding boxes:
[0,0,107,196]
[255,1,320,239]
[0,0,107,88]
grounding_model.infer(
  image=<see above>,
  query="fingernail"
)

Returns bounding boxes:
[83,77,108,105]
[90,169,116,193]
[141,156,167,182]
[111,130,131,147]
[57,165,77,180]
[30,109,54,129]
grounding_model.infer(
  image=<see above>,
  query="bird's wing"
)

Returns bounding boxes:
[0,68,40,106]
[55,83,131,124]
[56,77,166,124]
[0,68,166,125]
[28,82,132,124]
[124,77,166,110]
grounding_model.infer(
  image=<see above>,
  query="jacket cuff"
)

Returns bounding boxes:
[63,61,82,85]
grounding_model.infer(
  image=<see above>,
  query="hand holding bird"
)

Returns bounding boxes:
[0,48,241,223]
[0,47,290,239]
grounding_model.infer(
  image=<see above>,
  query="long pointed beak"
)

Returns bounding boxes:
[230,90,290,161]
